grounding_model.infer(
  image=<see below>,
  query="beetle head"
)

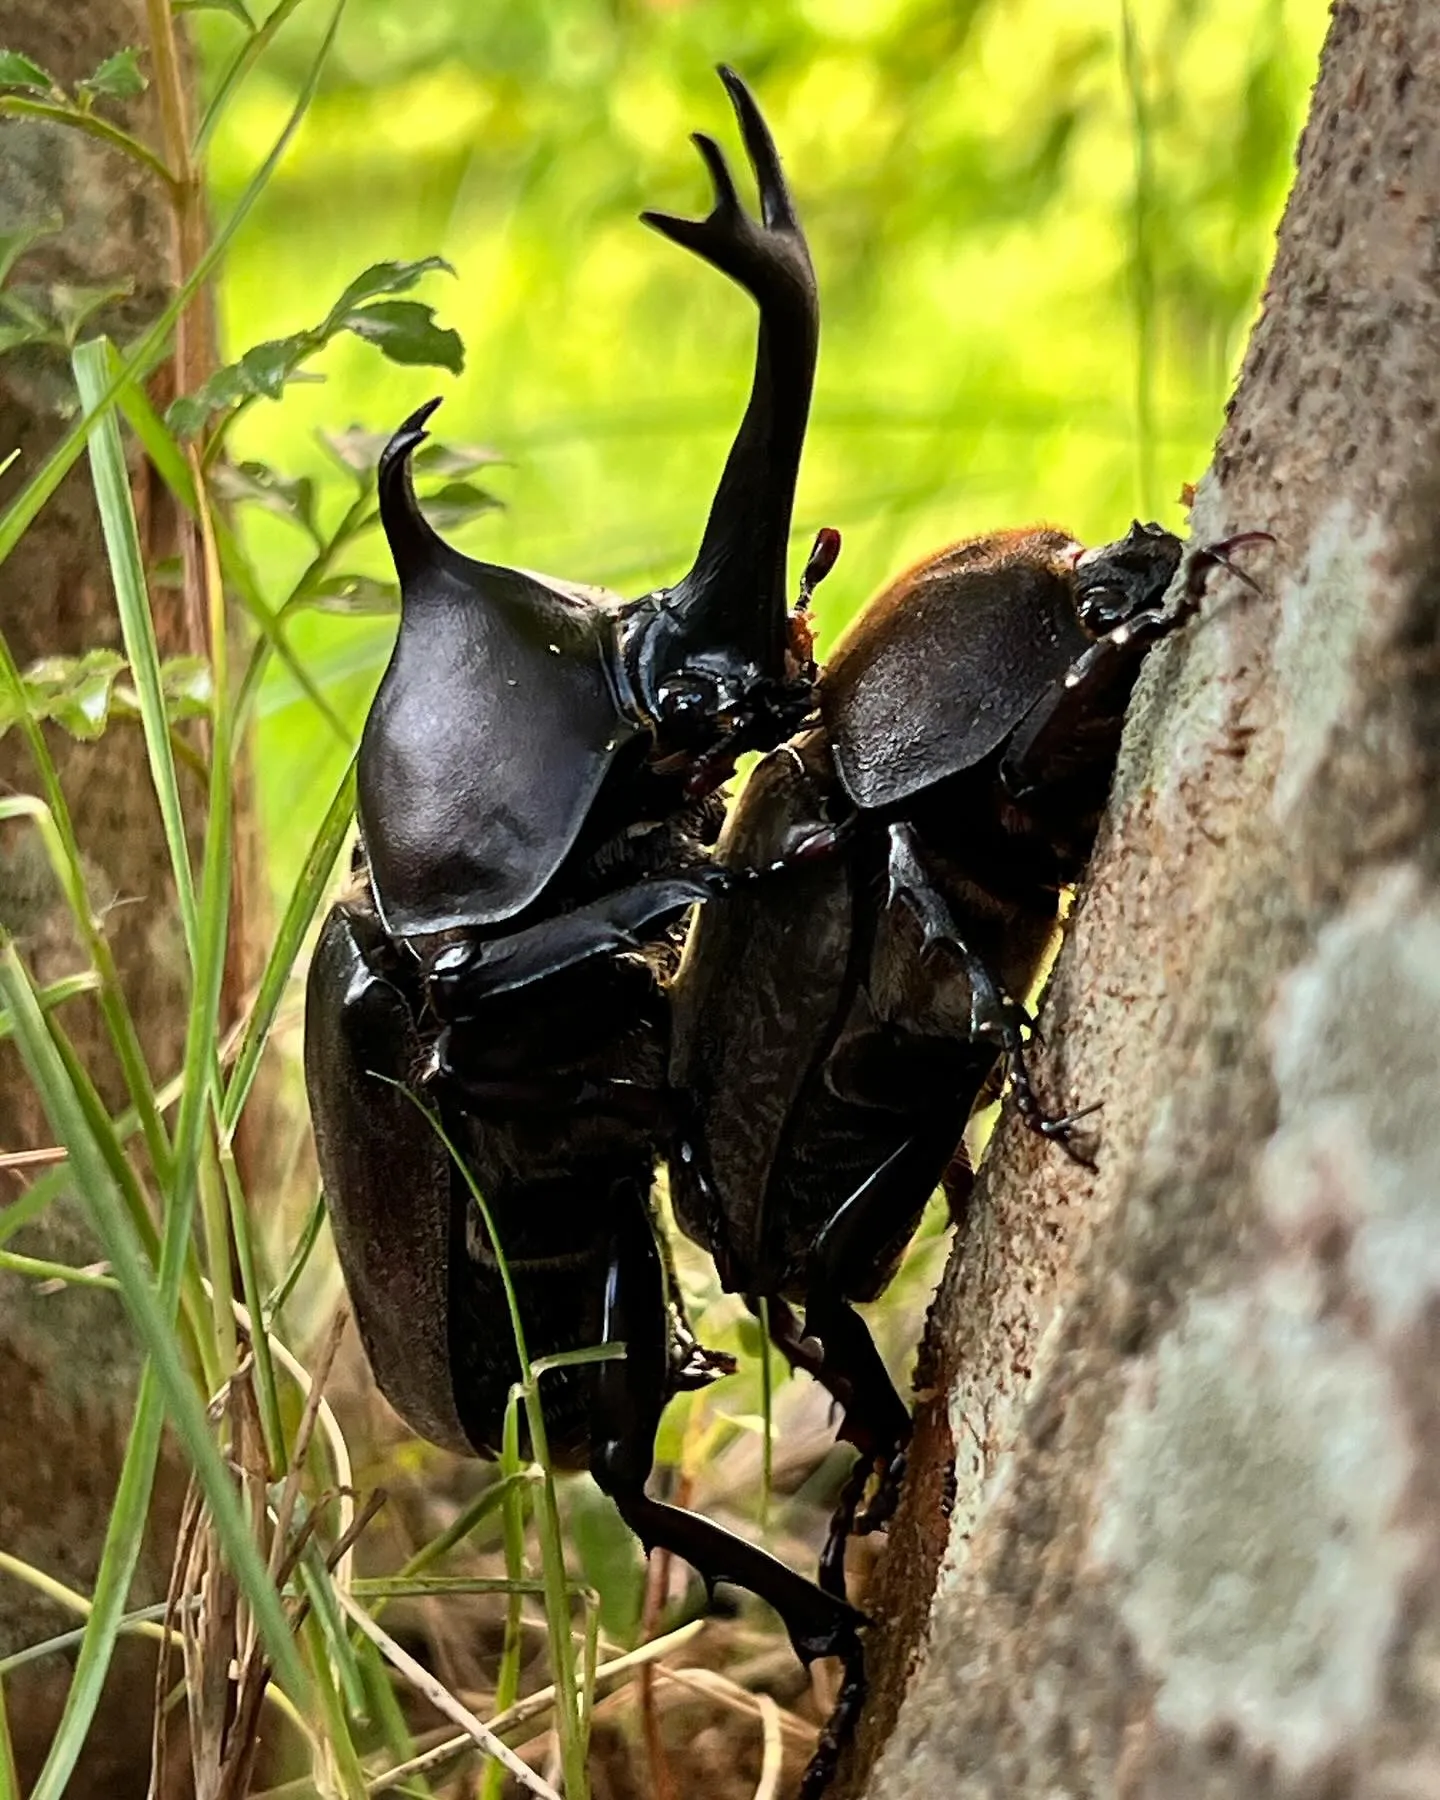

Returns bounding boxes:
[1072,520,1183,633]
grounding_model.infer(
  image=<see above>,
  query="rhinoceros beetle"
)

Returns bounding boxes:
[669,519,1271,1596]
[305,66,866,1800]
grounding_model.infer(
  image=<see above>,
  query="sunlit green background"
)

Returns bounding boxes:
[195,0,1327,899]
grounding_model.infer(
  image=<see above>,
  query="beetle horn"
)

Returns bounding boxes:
[377,396,448,583]
[638,66,818,685]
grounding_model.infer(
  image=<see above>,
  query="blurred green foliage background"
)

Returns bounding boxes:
[195,0,1328,901]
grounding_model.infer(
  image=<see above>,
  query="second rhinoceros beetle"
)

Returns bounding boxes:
[306,66,865,1800]
[669,519,1270,1595]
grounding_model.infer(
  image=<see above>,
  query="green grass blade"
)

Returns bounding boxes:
[0,947,308,1708]
[0,763,172,1188]
[757,1294,773,1531]
[263,1184,326,1322]
[73,339,199,960]
[482,1389,528,1800]
[0,1250,120,1291]
[106,346,198,511]
[27,1366,168,1800]
[105,340,353,749]
[0,1671,19,1800]
[391,1472,535,1594]
[0,0,347,576]
[0,969,99,1041]
[196,0,308,154]
[223,755,356,1136]
[219,1143,283,1453]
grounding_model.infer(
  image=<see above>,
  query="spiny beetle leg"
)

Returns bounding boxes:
[424,872,717,1014]
[589,1189,866,1666]
[819,1456,874,1600]
[599,1196,865,1798]
[800,1643,867,1800]
[1178,528,1276,615]
[749,1295,886,1600]
[886,823,1097,1164]
[1002,530,1274,802]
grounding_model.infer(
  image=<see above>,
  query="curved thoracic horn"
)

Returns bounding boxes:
[375,396,452,584]
[633,65,819,701]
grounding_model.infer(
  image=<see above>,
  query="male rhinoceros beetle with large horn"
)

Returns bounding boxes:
[305,67,864,1800]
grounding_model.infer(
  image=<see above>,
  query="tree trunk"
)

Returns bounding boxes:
[0,6,210,1793]
[846,3,1440,1794]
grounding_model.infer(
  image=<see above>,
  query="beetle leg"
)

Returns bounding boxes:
[802,1120,972,1588]
[1002,529,1275,801]
[886,823,1098,1164]
[424,872,723,1012]
[589,1194,867,1673]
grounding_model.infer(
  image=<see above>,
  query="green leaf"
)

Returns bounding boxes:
[0,0,346,573]
[420,478,501,531]
[308,573,398,614]
[14,650,125,740]
[109,655,212,727]
[168,261,460,438]
[166,328,318,437]
[415,437,505,477]
[209,458,318,538]
[0,218,60,289]
[48,280,133,347]
[323,255,453,325]
[566,1485,644,1644]
[0,642,211,743]
[339,299,464,374]
[77,49,146,103]
[318,424,389,476]
[0,312,55,357]
[0,51,55,94]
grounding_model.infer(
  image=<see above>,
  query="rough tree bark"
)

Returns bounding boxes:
[844,4,1440,1794]
[0,6,224,1794]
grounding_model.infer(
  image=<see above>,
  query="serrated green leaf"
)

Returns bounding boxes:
[342,299,464,374]
[0,648,210,741]
[160,655,212,715]
[2,651,125,741]
[309,573,399,614]
[0,51,55,93]
[420,478,501,530]
[77,48,146,103]
[324,256,453,327]
[169,261,460,438]
[166,328,318,436]
[209,458,318,538]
